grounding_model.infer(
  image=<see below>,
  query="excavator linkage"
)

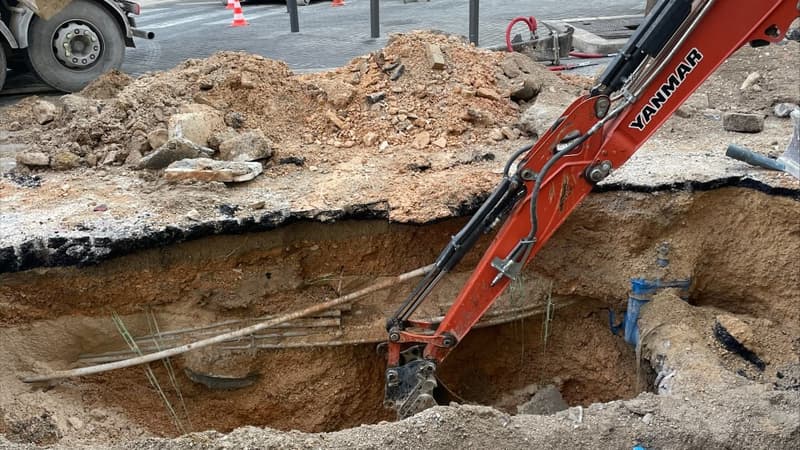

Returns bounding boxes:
[384,0,799,418]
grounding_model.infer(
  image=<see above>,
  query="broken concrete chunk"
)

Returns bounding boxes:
[127,131,150,155]
[164,158,263,183]
[722,112,764,133]
[489,128,505,141]
[138,137,215,169]
[501,52,541,78]
[224,111,246,129]
[60,94,98,119]
[501,126,520,140]
[314,79,356,108]
[461,108,495,126]
[33,100,57,125]
[50,151,81,170]
[218,130,274,162]
[509,76,543,103]
[773,103,799,118]
[124,149,143,167]
[185,209,201,221]
[426,43,447,70]
[208,129,239,151]
[238,71,258,89]
[192,92,227,110]
[198,78,214,90]
[102,148,120,166]
[366,92,386,104]
[325,110,347,129]
[67,416,84,430]
[168,104,225,147]
[517,385,569,415]
[476,87,501,102]
[16,151,50,167]
[382,59,400,72]
[363,132,379,146]
[740,72,761,91]
[390,64,405,81]
[413,131,431,149]
[147,128,169,150]
[500,57,522,79]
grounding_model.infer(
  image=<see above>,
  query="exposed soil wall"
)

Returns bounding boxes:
[0,186,797,446]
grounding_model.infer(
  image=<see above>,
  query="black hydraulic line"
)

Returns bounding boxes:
[526,133,591,241]
[387,142,544,327]
[592,0,693,95]
[389,177,517,325]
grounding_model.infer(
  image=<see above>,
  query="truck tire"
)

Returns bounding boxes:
[0,44,7,92]
[26,0,125,92]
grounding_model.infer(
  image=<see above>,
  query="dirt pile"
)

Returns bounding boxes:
[3,31,571,174]
[296,32,541,151]
[2,53,315,170]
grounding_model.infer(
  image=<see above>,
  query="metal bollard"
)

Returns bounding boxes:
[469,0,479,45]
[288,0,300,33]
[370,0,380,38]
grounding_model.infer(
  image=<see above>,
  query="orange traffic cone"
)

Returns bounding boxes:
[332,0,345,6]
[226,0,234,10]
[231,0,248,27]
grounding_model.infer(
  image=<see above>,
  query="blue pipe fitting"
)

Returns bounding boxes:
[623,277,691,344]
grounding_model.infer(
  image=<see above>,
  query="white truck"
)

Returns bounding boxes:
[0,0,152,92]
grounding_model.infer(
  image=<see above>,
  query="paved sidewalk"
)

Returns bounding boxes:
[123,0,643,75]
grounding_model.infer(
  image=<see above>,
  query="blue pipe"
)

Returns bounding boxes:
[623,277,690,344]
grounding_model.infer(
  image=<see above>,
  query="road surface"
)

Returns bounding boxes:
[124,0,642,74]
[1,0,642,97]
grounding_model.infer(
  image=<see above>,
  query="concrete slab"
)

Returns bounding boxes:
[546,14,643,55]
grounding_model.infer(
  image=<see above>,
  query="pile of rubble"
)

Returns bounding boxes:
[3,31,577,183]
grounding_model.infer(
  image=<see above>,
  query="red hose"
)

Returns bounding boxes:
[568,51,618,58]
[505,16,538,52]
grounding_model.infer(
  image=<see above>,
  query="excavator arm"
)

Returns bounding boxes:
[384,0,799,418]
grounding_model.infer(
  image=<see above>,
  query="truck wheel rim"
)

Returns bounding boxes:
[53,22,102,69]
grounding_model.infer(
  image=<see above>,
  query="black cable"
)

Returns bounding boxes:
[527,134,589,238]
[504,143,533,177]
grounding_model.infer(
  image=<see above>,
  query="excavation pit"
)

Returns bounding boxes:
[0,187,798,446]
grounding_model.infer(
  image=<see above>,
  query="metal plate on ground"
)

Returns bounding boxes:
[546,14,644,55]
[566,16,643,40]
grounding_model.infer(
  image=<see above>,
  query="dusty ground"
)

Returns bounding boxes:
[0,31,798,450]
